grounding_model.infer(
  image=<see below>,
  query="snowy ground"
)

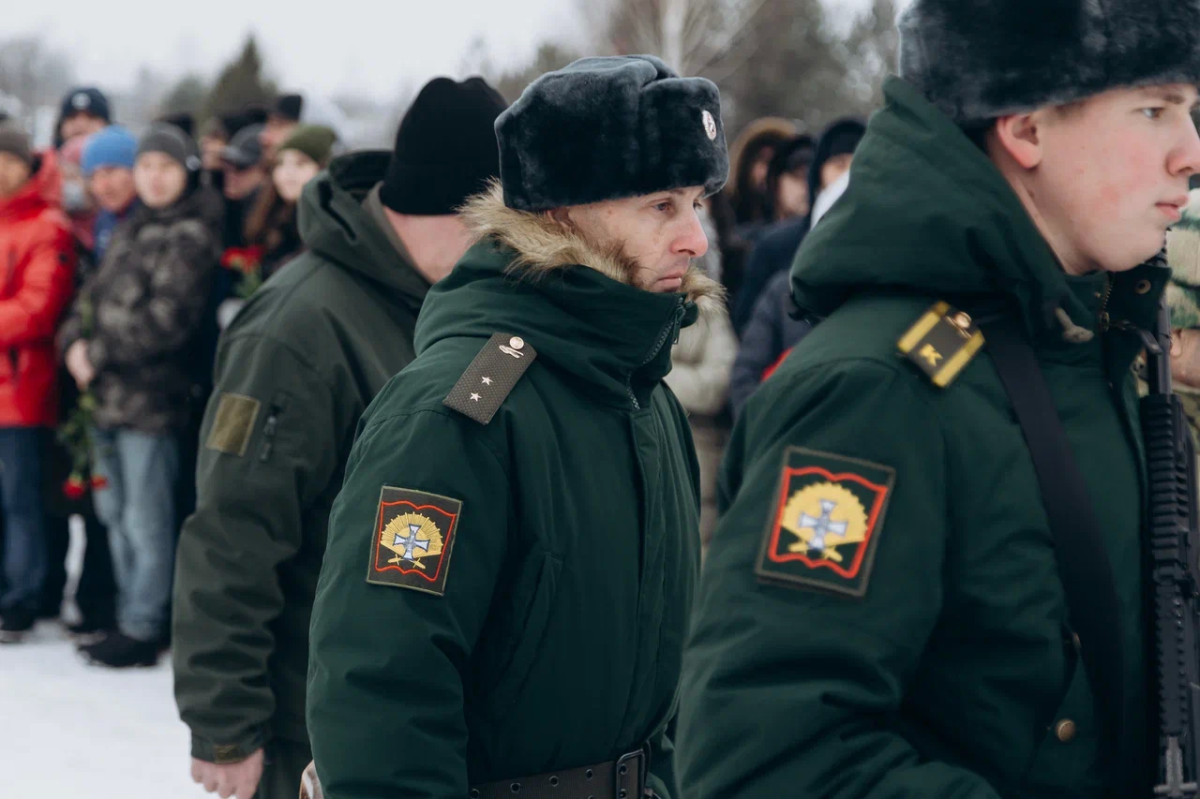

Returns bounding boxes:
[0,520,209,797]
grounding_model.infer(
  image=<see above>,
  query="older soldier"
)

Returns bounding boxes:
[306,55,727,799]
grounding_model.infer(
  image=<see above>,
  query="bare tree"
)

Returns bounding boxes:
[0,35,76,122]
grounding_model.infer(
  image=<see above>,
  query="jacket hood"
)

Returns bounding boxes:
[297,149,428,309]
[792,77,1165,342]
[415,182,725,409]
[0,150,61,219]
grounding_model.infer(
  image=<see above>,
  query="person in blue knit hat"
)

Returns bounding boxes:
[82,126,139,263]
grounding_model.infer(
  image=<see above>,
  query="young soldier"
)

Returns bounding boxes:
[679,1,1200,797]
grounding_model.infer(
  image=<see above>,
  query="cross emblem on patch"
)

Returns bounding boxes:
[393,524,429,560]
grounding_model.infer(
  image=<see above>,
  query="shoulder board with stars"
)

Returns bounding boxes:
[896,302,985,389]
[443,333,538,424]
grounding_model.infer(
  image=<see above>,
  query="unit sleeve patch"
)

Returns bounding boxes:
[755,447,895,598]
[205,393,262,457]
[366,486,463,597]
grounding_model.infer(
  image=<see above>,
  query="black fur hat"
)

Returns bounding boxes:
[899,0,1200,124]
[496,55,729,211]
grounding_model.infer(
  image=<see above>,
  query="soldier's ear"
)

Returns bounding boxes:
[545,207,574,231]
[993,112,1045,170]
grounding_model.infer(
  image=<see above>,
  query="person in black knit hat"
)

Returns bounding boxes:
[171,75,506,799]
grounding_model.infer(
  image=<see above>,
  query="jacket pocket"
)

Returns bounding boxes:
[1019,625,1102,795]
[482,551,563,718]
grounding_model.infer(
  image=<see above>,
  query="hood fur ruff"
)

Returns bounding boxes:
[461,181,725,315]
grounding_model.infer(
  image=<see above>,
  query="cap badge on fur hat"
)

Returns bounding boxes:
[71,92,91,111]
[703,110,718,141]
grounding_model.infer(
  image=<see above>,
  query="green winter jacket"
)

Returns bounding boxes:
[306,185,718,798]
[172,151,430,763]
[678,77,1166,799]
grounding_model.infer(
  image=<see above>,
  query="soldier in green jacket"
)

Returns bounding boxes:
[171,78,508,799]
[678,1,1200,798]
[306,56,727,799]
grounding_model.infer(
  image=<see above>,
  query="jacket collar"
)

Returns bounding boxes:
[416,183,725,409]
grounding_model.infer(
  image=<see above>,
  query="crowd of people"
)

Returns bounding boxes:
[0,86,346,661]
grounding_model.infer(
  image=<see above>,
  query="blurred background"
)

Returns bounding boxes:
[1,0,902,148]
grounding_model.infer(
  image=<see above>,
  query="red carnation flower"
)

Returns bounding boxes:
[63,475,87,500]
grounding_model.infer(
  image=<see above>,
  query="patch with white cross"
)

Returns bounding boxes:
[366,486,462,596]
[443,333,538,424]
[755,447,895,598]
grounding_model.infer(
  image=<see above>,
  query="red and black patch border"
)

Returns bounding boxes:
[366,487,462,597]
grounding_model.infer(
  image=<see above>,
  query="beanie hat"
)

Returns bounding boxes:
[221,124,265,169]
[898,0,1200,125]
[496,55,729,212]
[274,94,304,122]
[277,124,338,167]
[137,123,201,172]
[61,87,111,122]
[158,112,195,139]
[380,76,508,216]
[0,123,32,168]
[1167,190,1200,329]
[81,125,137,177]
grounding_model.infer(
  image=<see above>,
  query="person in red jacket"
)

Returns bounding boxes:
[0,124,76,642]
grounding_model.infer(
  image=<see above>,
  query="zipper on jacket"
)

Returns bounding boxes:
[1099,273,1115,331]
[258,402,284,462]
[625,301,687,410]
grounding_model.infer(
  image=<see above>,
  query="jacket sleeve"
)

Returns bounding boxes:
[664,313,738,417]
[307,406,511,799]
[678,360,1002,799]
[729,279,784,418]
[172,333,344,763]
[88,221,216,372]
[0,215,75,348]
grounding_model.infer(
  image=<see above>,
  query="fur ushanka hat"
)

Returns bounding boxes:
[898,0,1200,125]
[495,55,729,212]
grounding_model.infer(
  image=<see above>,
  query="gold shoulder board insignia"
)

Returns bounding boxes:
[443,333,538,425]
[897,302,985,388]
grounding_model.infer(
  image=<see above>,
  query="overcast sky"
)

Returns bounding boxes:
[2,0,880,103]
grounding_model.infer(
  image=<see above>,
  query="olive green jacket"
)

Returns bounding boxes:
[172,151,429,763]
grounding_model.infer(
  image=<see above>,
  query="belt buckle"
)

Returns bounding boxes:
[612,745,648,799]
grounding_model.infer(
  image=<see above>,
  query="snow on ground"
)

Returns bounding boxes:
[0,622,208,797]
[0,519,209,797]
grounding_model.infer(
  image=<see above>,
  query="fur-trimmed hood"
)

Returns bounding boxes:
[460,181,724,315]
[414,183,729,410]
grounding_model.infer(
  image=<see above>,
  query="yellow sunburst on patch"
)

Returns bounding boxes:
[380,512,444,569]
[780,482,868,562]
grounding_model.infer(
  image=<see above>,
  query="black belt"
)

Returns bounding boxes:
[469,747,648,799]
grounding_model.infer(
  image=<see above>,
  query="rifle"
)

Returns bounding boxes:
[1143,295,1200,798]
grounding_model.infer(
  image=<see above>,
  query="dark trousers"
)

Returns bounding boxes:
[258,739,312,799]
[0,427,47,612]
[40,511,116,624]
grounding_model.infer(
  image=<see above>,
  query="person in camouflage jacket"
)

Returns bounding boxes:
[57,123,221,668]
[1159,190,1200,443]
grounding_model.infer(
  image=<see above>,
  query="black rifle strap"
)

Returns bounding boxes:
[977,313,1126,779]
